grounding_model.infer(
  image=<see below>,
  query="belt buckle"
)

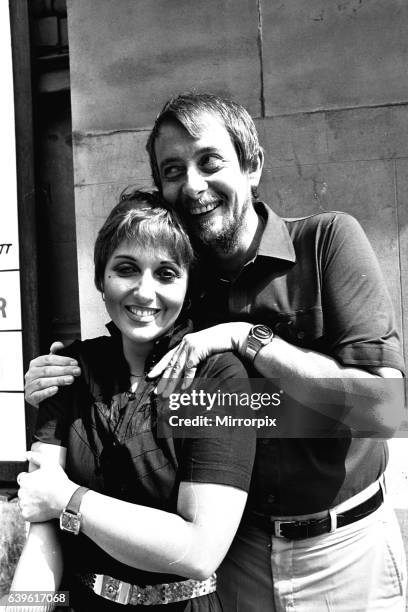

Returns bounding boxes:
[273,519,293,538]
[100,575,131,605]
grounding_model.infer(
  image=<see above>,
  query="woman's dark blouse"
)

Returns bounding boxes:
[33,322,256,589]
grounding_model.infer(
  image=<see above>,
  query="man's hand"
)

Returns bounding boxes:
[147,322,251,397]
[17,451,77,522]
[24,342,81,407]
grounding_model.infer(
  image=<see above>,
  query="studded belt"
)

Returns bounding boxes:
[74,571,217,606]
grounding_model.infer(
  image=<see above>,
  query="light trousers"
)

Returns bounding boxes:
[218,499,406,611]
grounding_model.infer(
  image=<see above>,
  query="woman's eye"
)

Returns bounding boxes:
[157,268,178,281]
[115,265,137,276]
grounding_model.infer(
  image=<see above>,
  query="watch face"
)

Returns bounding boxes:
[252,324,273,340]
[60,512,81,534]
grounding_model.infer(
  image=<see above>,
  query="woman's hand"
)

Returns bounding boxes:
[17,451,78,522]
[147,322,251,397]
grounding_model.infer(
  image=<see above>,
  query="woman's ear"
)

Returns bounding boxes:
[249,148,264,190]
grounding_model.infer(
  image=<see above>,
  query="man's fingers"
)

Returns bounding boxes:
[25,384,59,406]
[181,366,197,390]
[50,341,65,354]
[26,354,79,375]
[25,365,80,384]
[156,349,187,397]
[148,348,178,379]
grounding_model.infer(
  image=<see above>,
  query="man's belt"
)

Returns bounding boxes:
[248,487,383,540]
[74,571,217,606]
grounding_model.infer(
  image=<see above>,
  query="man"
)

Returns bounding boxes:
[25,93,406,610]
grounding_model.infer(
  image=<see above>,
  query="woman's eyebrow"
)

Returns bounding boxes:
[112,254,135,260]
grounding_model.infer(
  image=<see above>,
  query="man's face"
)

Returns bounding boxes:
[154,113,261,252]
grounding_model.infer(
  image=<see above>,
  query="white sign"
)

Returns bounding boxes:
[0,4,26,461]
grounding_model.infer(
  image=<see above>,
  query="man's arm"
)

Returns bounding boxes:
[148,322,404,437]
[24,342,81,407]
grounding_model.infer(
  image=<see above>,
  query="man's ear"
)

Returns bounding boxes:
[249,148,264,190]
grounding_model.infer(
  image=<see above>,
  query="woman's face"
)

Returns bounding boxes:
[103,239,189,350]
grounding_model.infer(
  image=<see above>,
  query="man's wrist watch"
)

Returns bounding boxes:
[59,486,89,535]
[245,324,274,362]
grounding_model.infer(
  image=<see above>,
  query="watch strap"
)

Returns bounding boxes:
[65,486,90,515]
[245,324,274,362]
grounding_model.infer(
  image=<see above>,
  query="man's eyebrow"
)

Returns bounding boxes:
[159,156,183,169]
[159,147,221,168]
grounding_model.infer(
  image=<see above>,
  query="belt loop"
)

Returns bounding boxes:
[329,508,337,533]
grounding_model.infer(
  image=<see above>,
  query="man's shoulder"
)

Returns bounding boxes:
[283,210,358,229]
[281,210,365,245]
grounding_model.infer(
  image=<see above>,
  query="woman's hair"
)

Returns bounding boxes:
[94,188,195,292]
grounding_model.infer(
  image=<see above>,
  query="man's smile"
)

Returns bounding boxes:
[186,199,221,217]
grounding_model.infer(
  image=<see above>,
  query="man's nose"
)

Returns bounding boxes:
[133,272,155,302]
[182,167,207,199]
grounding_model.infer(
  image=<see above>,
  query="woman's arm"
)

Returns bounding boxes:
[9,521,63,593]
[7,445,66,612]
[20,451,248,581]
[80,481,248,580]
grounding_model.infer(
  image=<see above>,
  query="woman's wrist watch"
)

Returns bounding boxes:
[245,324,274,362]
[59,486,89,535]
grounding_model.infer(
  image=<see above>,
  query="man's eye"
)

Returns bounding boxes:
[163,166,184,180]
[200,155,223,172]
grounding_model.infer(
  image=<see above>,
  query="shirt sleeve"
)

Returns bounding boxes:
[177,352,256,492]
[320,213,405,373]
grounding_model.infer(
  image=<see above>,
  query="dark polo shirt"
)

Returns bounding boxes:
[193,202,405,515]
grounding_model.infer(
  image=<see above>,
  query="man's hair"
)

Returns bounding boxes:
[146,92,262,190]
[94,188,195,292]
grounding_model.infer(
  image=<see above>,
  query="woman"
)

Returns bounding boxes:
[11,189,256,611]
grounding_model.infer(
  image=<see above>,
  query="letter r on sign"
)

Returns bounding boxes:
[0,297,6,318]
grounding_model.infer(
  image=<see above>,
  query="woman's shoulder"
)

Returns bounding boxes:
[55,335,115,365]
[197,351,249,379]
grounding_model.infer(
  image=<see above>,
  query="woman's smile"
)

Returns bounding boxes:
[124,304,161,323]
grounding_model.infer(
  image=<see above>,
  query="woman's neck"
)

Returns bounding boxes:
[122,336,153,377]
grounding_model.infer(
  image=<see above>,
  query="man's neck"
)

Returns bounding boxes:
[211,210,264,280]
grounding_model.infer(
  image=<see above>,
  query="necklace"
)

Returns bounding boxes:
[130,372,144,378]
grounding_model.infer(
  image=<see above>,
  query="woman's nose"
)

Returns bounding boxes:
[133,273,155,302]
[182,167,207,199]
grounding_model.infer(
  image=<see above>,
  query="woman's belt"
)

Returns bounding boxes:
[74,571,217,606]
